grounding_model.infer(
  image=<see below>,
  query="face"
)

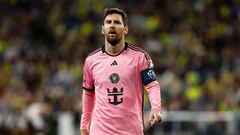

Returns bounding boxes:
[102,13,128,46]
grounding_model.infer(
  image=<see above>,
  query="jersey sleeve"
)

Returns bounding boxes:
[139,52,156,85]
[81,57,95,130]
[139,52,154,71]
[80,90,95,131]
[82,57,94,90]
[139,52,161,111]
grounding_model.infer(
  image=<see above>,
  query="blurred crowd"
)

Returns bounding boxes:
[0,0,240,135]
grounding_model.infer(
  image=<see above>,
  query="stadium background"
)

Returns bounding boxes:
[0,0,239,135]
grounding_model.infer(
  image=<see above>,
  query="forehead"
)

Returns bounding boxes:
[104,13,123,21]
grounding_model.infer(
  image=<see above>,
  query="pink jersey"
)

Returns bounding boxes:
[81,43,161,135]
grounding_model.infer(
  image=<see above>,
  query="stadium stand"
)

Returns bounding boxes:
[0,0,239,135]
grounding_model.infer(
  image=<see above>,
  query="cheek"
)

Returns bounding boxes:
[102,26,108,34]
[120,29,126,35]
[102,29,107,35]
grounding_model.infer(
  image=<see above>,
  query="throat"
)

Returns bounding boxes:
[105,43,125,55]
[107,47,122,55]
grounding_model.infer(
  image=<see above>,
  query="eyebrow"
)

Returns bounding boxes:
[105,19,122,23]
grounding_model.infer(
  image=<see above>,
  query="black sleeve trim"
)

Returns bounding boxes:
[82,86,95,92]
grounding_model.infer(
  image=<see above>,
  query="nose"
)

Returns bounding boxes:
[109,23,115,28]
[110,26,115,29]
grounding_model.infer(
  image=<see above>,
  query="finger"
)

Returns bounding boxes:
[152,114,162,125]
[158,116,162,123]
[158,113,162,123]
[149,115,153,125]
[154,113,161,122]
[150,117,158,126]
[149,118,154,126]
[151,119,157,126]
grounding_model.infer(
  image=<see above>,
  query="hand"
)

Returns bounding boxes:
[149,110,162,126]
[81,130,89,135]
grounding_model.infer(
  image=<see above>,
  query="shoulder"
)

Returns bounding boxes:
[127,42,151,60]
[87,47,102,57]
[83,47,102,67]
[85,47,102,61]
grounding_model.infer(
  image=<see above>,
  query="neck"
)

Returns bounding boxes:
[105,39,125,55]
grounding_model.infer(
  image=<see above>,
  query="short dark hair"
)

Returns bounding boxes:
[103,8,128,26]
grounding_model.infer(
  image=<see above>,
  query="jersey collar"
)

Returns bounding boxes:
[102,42,128,56]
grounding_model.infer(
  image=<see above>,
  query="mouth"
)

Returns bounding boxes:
[108,30,117,35]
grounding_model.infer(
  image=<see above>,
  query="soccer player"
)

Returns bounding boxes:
[80,8,162,135]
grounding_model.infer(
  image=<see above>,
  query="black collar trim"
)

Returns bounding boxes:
[102,42,128,56]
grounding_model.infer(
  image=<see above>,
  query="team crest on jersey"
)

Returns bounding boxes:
[109,73,120,84]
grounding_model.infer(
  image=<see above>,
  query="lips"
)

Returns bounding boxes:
[108,29,117,34]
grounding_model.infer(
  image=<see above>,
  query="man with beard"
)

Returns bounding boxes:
[80,8,162,135]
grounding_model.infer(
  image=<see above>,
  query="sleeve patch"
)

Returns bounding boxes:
[141,68,157,85]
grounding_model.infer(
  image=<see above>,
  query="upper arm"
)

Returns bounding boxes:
[82,58,94,90]
[139,53,157,85]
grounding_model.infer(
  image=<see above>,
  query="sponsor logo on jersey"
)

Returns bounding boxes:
[107,87,123,105]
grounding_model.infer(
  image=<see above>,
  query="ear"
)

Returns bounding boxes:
[124,25,128,34]
[101,25,104,35]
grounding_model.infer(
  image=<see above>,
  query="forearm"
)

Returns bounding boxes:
[80,130,89,135]
[145,80,161,111]
[80,90,95,131]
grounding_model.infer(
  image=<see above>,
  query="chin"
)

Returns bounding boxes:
[108,40,119,46]
[107,37,121,46]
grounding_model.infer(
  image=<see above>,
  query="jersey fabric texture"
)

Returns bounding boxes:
[81,42,161,135]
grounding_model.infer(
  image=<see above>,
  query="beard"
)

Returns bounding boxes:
[106,35,121,46]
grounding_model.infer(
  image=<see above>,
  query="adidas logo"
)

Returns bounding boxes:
[110,60,118,66]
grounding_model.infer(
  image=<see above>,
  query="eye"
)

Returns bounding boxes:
[105,20,111,24]
[114,20,122,24]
